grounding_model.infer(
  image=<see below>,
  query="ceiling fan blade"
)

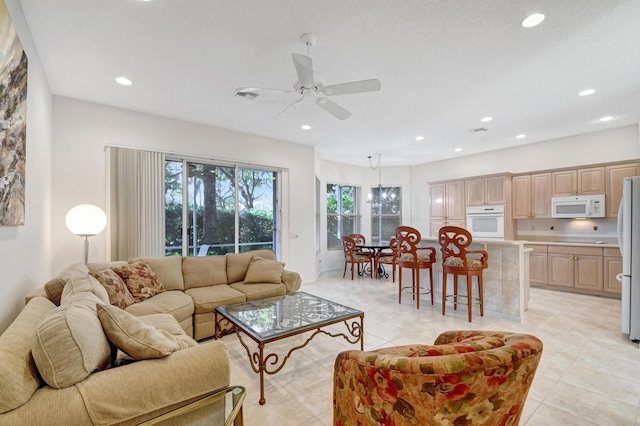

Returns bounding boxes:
[321,79,382,96]
[292,53,314,88]
[233,86,292,98]
[274,95,305,119]
[315,97,352,120]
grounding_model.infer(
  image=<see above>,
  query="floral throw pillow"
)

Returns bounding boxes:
[112,260,165,303]
[90,269,136,309]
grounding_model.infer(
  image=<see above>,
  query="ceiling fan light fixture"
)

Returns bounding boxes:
[522,13,545,28]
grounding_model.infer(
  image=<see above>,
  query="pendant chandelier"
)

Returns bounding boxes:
[367,154,387,207]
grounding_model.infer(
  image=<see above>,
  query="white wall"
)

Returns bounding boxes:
[0,1,53,333]
[51,97,316,281]
[410,125,640,234]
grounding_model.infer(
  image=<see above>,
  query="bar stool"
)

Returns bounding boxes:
[438,226,488,322]
[395,226,436,309]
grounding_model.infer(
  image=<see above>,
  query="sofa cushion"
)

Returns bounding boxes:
[87,260,128,272]
[244,256,285,284]
[60,269,110,305]
[97,304,197,360]
[44,263,90,306]
[0,297,56,414]
[185,286,246,314]
[90,268,136,309]
[230,282,287,301]
[131,255,185,291]
[31,292,111,389]
[124,290,194,325]
[112,260,166,302]
[226,249,276,283]
[182,256,228,289]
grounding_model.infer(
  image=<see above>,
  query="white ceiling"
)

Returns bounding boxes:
[18,0,640,167]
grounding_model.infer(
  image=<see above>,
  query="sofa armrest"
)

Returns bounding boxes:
[282,270,302,293]
[24,287,48,305]
[75,340,230,425]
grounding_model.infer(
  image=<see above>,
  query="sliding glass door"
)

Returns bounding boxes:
[165,159,278,256]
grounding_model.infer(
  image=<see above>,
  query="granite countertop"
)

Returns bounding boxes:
[517,236,619,248]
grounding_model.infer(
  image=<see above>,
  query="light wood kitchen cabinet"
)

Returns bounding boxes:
[603,247,622,294]
[526,244,548,284]
[606,162,640,217]
[547,245,603,291]
[429,180,465,236]
[512,173,552,219]
[551,167,605,196]
[465,175,509,206]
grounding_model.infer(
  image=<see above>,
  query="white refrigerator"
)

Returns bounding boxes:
[618,176,640,342]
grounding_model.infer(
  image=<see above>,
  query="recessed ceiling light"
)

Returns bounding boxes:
[599,116,614,122]
[480,116,493,122]
[301,124,311,130]
[415,136,424,141]
[578,89,595,96]
[454,148,463,152]
[115,76,132,86]
[522,13,545,28]
[516,134,526,139]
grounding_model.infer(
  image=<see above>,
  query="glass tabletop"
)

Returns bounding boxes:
[215,291,363,341]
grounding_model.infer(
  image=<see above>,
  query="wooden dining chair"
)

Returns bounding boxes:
[376,238,398,281]
[341,236,374,280]
[438,226,488,322]
[395,226,436,309]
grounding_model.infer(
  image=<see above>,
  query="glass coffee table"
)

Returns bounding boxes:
[215,291,364,405]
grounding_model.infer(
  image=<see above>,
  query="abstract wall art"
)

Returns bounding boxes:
[0,0,27,226]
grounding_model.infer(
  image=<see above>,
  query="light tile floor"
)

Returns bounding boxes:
[219,271,640,425]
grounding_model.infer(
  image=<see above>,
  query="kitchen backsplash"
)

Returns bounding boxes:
[516,218,618,240]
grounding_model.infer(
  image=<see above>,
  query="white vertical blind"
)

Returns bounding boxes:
[107,147,165,259]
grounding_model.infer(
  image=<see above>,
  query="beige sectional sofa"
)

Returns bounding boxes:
[0,249,301,425]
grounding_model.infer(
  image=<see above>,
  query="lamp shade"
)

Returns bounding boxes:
[65,204,107,236]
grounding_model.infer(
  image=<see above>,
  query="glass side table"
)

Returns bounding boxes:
[139,385,245,426]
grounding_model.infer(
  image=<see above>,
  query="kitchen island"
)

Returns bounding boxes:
[419,237,531,322]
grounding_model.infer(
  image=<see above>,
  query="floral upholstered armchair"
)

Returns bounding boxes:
[333,330,542,426]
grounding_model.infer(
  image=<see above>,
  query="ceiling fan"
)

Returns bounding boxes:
[233,33,382,120]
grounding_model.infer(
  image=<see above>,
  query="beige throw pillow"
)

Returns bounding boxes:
[31,292,111,389]
[90,268,136,309]
[112,260,166,302]
[96,304,196,360]
[243,256,285,284]
[43,263,91,306]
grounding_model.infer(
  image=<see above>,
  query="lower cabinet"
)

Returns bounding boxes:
[527,243,620,296]
[603,247,623,294]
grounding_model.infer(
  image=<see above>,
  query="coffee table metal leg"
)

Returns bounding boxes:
[258,342,266,405]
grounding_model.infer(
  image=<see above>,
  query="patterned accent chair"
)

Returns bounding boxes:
[439,226,488,322]
[341,236,374,280]
[395,226,437,309]
[333,330,543,426]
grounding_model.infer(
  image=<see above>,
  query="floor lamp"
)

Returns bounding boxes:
[65,204,108,264]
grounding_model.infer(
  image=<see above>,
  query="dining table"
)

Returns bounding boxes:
[356,244,392,279]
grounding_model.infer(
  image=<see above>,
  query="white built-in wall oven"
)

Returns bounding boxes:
[466,205,505,240]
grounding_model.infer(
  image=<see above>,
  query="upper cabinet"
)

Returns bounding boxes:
[606,162,640,217]
[512,173,552,219]
[428,181,465,237]
[465,175,510,206]
[551,167,605,196]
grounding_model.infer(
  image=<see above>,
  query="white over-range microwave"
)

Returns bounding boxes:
[551,194,605,218]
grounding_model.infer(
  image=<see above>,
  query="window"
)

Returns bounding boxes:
[326,184,360,250]
[165,158,278,256]
[371,186,401,244]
